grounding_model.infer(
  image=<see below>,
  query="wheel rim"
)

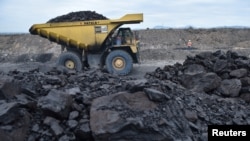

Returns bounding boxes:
[112,57,125,70]
[65,60,75,69]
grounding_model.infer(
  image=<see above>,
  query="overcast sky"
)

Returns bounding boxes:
[0,0,249,33]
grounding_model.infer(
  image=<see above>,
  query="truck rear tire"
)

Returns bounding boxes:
[57,51,82,71]
[105,50,133,75]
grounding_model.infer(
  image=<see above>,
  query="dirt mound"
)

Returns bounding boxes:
[0,34,60,63]
[47,11,108,23]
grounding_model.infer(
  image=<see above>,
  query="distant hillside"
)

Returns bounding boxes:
[136,28,250,60]
[137,28,250,49]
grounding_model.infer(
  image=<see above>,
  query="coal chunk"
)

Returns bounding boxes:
[0,76,21,100]
[143,88,170,102]
[47,11,108,23]
[37,89,73,119]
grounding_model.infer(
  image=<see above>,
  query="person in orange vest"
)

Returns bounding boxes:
[187,40,192,48]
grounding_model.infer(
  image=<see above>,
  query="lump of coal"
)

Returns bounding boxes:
[47,11,108,23]
[37,89,73,119]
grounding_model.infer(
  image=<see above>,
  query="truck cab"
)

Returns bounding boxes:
[100,27,141,75]
[114,28,134,45]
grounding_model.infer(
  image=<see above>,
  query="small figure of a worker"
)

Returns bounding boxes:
[116,35,122,45]
[187,40,192,48]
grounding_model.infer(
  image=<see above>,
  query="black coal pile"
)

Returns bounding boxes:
[145,50,250,101]
[0,50,250,141]
[0,65,138,141]
[47,11,108,23]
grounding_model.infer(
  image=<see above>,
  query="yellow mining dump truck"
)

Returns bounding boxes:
[29,13,143,75]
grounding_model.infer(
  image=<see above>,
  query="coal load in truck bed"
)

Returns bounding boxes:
[47,11,108,23]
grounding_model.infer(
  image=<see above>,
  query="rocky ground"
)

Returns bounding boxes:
[1,11,250,141]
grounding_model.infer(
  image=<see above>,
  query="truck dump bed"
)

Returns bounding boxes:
[29,13,143,51]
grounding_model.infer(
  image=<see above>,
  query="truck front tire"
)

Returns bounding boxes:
[105,50,133,75]
[57,52,82,72]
